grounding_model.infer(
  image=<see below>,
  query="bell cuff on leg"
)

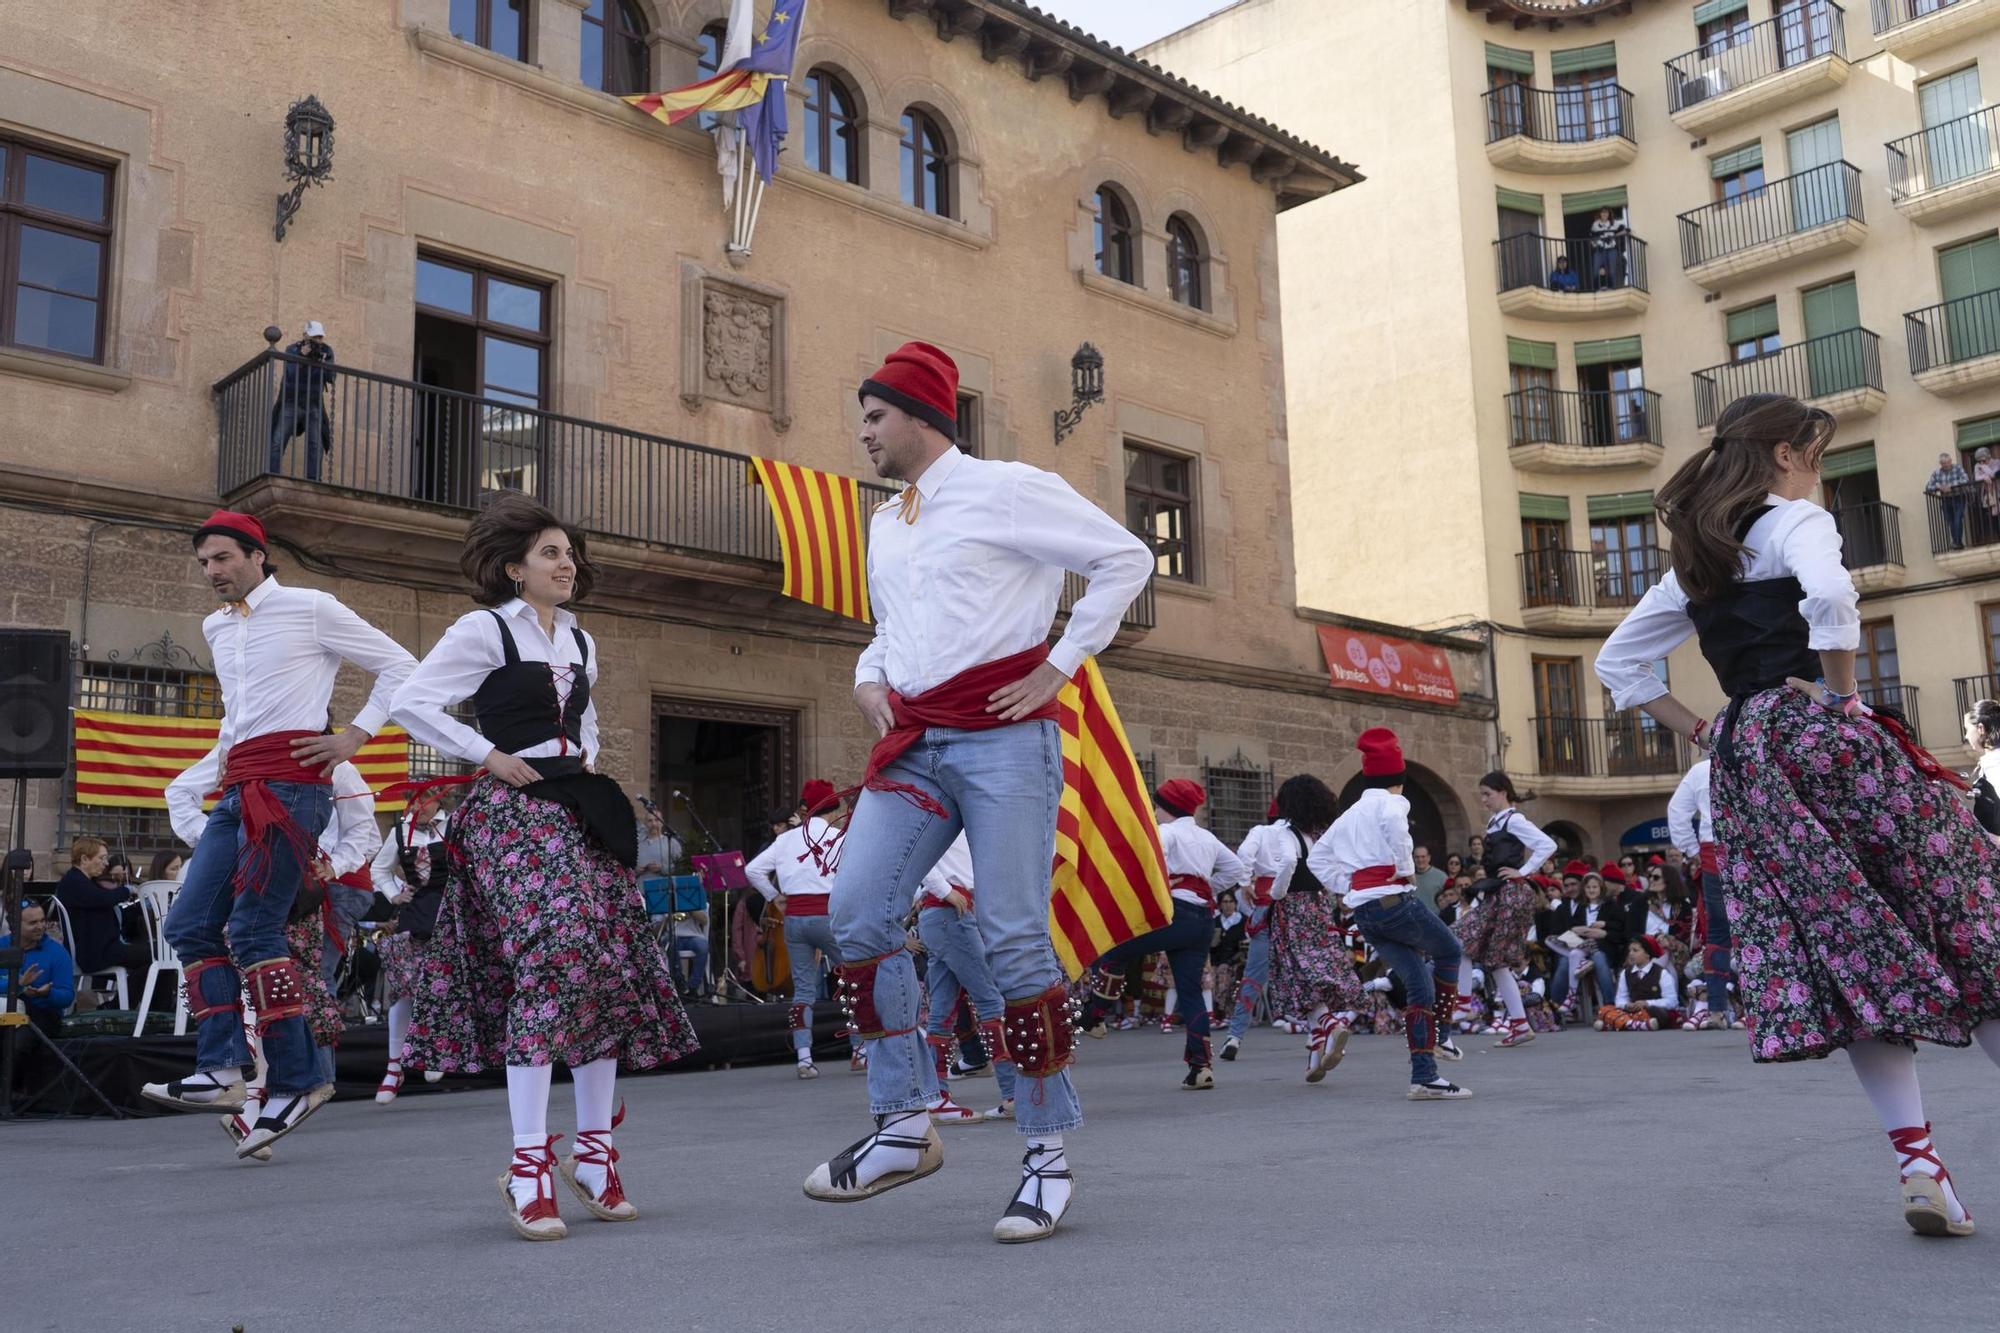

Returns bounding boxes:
[976,1016,1012,1066]
[787,1003,808,1033]
[835,949,916,1040]
[184,956,242,1025]
[244,957,308,1033]
[1404,1004,1436,1056]
[1002,985,1077,1079]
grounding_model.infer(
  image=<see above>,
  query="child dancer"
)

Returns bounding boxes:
[1452,772,1555,1048]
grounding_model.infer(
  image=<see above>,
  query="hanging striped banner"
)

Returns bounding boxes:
[749,457,873,622]
[73,709,412,812]
[1049,657,1173,979]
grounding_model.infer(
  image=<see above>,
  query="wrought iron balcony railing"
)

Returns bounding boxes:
[1677,160,1864,269]
[1664,0,1847,114]
[1872,0,1974,34]
[1531,715,1688,779]
[1517,547,1668,611]
[1483,83,1635,146]
[1886,103,2000,201]
[1955,672,2000,721]
[1905,288,2000,373]
[1505,387,1663,449]
[1923,484,2000,556]
[1691,328,1881,425]
[1494,232,1649,294]
[1831,500,1904,570]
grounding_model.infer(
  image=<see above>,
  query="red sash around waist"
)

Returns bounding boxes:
[786,893,830,917]
[1698,842,1720,875]
[319,866,375,949]
[861,646,1062,817]
[1249,875,1275,907]
[1169,873,1215,908]
[1349,865,1409,892]
[214,731,331,899]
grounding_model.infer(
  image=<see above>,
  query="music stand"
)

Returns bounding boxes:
[691,851,761,1002]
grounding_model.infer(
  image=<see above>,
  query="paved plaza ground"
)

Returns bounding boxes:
[10,1022,1999,1332]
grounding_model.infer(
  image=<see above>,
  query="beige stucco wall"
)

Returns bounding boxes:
[1159,0,2000,853]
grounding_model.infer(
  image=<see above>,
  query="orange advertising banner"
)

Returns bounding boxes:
[1314,625,1459,706]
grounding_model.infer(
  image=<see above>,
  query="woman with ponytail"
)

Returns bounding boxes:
[1595,393,2000,1240]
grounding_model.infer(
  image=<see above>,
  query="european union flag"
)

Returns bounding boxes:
[739,0,807,184]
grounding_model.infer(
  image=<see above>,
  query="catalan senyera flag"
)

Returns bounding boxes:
[621,0,805,145]
[1049,657,1173,979]
[73,709,413,813]
[750,457,873,623]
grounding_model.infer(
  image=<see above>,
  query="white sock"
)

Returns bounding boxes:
[1494,969,1526,1021]
[387,998,411,1064]
[846,1108,929,1190]
[1847,1039,1924,1131]
[507,1064,554,1210]
[1202,989,1213,1012]
[1021,1134,1072,1218]
[570,1058,618,1195]
[1974,1021,2000,1071]
[1163,988,1177,1017]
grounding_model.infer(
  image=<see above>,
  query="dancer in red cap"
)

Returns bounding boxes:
[746,781,863,1078]
[1308,728,1471,1100]
[802,341,1152,1244]
[141,511,415,1158]
[1078,779,1248,1088]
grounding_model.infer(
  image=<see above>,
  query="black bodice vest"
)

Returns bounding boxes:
[1481,811,1529,878]
[395,821,450,893]
[471,609,590,756]
[1685,506,1821,697]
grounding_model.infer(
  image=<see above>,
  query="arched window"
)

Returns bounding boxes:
[1095,186,1136,285]
[803,68,861,184]
[899,109,952,217]
[1166,214,1206,310]
[694,22,728,132]
[582,0,650,95]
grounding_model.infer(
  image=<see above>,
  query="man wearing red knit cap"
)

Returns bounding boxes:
[1306,727,1472,1101]
[745,780,861,1079]
[802,341,1152,1243]
[141,509,414,1157]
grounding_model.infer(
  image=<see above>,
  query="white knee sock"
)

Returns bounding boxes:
[506,1063,554,1210]
[1846,1039,1924,1132]
[386,998,411,1067]
[1163,987,1177,1017]
[570,1057,618,1194]
[1973,1021,2000,1071]
[1493,968,1526,1021]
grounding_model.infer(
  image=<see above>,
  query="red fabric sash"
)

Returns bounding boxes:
[786,893,830,917]
[861,645,1060,815]
[1698,842,1720,875]
[1249,875,1275,907]
[216,732,330,899]
[1350,865,1409,891]
[319,866,374,950]
[1169,873,1214,908]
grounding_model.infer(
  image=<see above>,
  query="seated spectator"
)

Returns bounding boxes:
[55,837,148,980]
[1547,255,1580,292]
[1,901,76,1041]
[1442,852,1464,881]
[1597,936,1680,1030]
[1433,880,1463,924]
[670,897,711,998]
[144,849,184,883]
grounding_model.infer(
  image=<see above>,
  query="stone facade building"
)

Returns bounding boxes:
[0,0,1496,873]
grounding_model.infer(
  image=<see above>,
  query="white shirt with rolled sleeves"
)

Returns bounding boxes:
[1486,807,1556,876]
[1239,818,1318,901]
[853,448,1154,695]
[914,831,975,909]
[1309,787,1415,909]
[165,751,380,874]
[391,599,599,764]
[1595,495,1860,711]
[1157,816,1249,907]
[1667,760,1712,861]
[372,813,449,897]
[203,576,414,751]
[744,819,842,900]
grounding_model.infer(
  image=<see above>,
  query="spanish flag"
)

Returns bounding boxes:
[73,709,414,812]
[1050,658,1173,978]
[750,457,872,623]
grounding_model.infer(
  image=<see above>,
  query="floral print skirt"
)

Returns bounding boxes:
[282,913,345,1051]
[1266,891,1361,1016]
[1714,688,2000,1063]
[1452,879,1537,972]
[402,775,697,1073]
[377,930,427,1005]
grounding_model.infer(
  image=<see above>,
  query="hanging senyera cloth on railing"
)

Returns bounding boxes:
[73,709,412,812]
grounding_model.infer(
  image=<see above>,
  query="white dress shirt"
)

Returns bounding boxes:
[1486,807,1556,876]
[391,600,600,764]
[1239,818,1320,901]
[203,576,415,749]
[915,831,975,907]
[1667,759,1712,859]
[1615,961,1680,1013]
[166,752,379,875]
[371,813,450,896]
[1596,495,1860,710]
[1158,816,1250,906]
[745,818,842,900]
[854,448,1154,695]
[1308,787,1415,908]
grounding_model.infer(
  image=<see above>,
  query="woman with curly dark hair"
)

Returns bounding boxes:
[1256,773,1362,1084]
[391,492,694,1241]
[1598,393,2000,1239]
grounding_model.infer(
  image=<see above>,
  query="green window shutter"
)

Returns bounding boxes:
[1801,279,1860,340]
[1725,301,1780,345]
[1710,142,1764,178]
[1485,42,1535,75]
[1508,337,1557,370]
[1940,235,2000,304]
[1574,335,1642,366]
[1587,490,1655,520]
[1693,0,1748,25]
[1561,186,1628,215]
[1820,444,1877,480]
[1551,42,1616,76]
[1520,493,1571,521]
[1958,416,2000,451]
[1496,187,1544,216]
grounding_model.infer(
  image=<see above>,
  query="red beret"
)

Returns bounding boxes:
[1357,727,1405,780]
[1266,797,1280,821]
[1601,861,1628,885]
[860,341,958,439]
[1155,778,1206,817]
[800,779,837,815]
[193,508,268,553]
[1562,859,1591,878]
[1635,934,1663,959]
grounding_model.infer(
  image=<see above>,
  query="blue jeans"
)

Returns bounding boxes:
[1351,894,1462,1086]
[784,913,855,1055]
[321,883,374,993]
[918,904,1018,1103]
[268,397,328,479]
[1086,900,1214,1065]
[1701,870,1734,1017]
[1227,907,1271,1039]
[670,932,709,994]
[831,720,1080,1137]
[164,782,333,1096]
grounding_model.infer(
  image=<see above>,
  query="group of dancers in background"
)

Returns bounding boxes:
[128,372,2000,1246]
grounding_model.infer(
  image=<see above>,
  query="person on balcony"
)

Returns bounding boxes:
[1973,447,1999,540]
[1926,450,1972,550]
[1597,391,2000,1241]
[1547,255,1580,293]
[1589,207,1628,290]
[268,320,336,482]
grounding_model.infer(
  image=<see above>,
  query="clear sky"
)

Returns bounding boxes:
[1030,0,1239,53]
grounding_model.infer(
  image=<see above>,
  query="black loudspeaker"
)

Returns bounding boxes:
[0,630,71,780]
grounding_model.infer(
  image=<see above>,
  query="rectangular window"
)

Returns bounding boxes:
[1820,447,1889,570]
[1698,8,1751,57]
[955,390,982,457]
[1856,618,1901,701]
[1984,601,2000,678]
[62,659,224,860]
[1775,0,1836,70]
[0,136,113,362]
[1587,492,1660,607]
[1124,443,1197,583]
[450,0,529,61]
[1727,299,1781,361]
[1201,753,1273,849]
[1533,656,1586,776]
[412,252,553,506]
